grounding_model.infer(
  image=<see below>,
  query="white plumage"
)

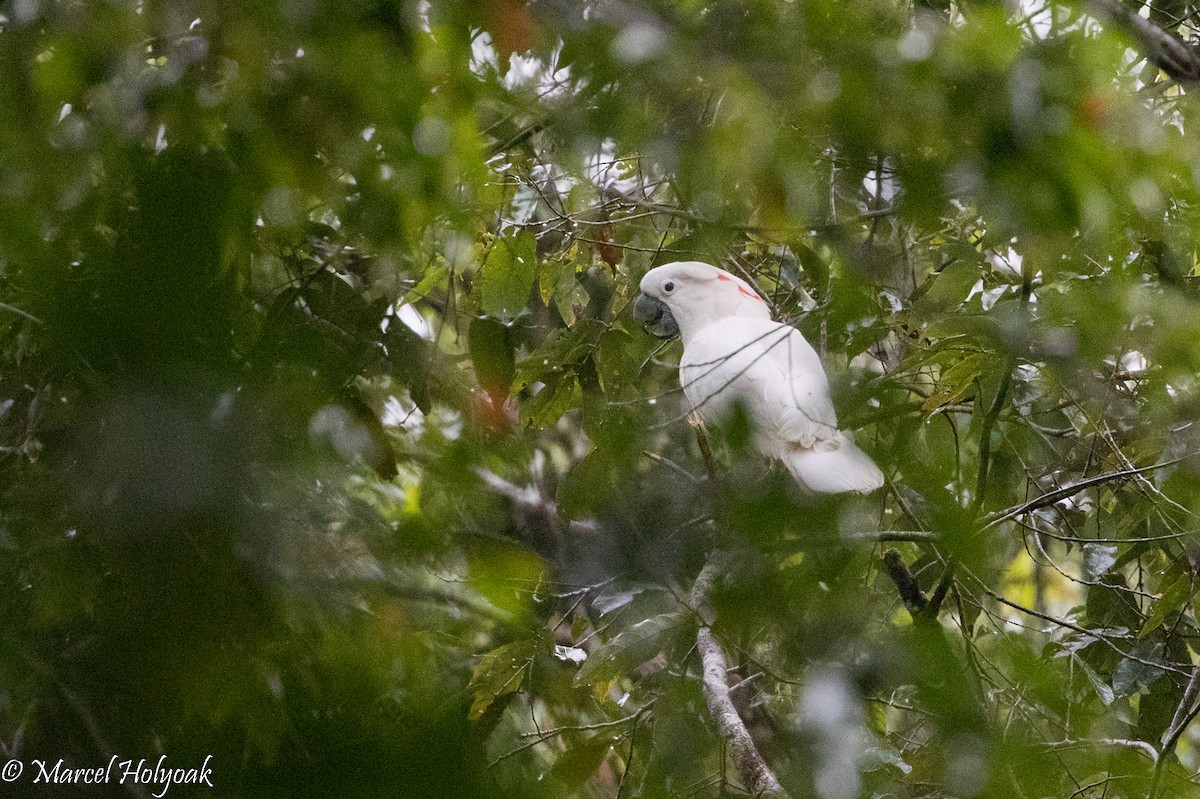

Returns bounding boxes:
[633,261,884,495]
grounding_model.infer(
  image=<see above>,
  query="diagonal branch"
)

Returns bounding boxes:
[982,455,1197,531]
[882,549,929,615]
[689,556,791,799]
[1150,662,1200,799]
[1088,0,1200,83]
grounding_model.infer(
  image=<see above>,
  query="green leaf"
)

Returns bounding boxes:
[1112,641,1167,698]
[403,263,450,306]
[574,612,684,686]
[1140,676,1185,745]
[550,736,614,789]
[519,373,581,429]
[1086,574,1143,631]
[1072,654,1115,706]
[479,231,538,321]
[1140,573,1195,639]
[467,639,538,721]
[468,547,544,619]
[916,260,983,311]
[793,242,830,294]
[593,328,639,397]
[1082,543,1118,581]
[514,320,605,391]
[866,702,888,735]
[554,272,591,328]
[468,317,515,396]
[922,352,986,413]
[555,449,612,519]
[513,320,607,429]
[654,228,734,267]
[538,256,570,306]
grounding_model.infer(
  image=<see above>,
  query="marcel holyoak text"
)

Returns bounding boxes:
[2,754,214,796]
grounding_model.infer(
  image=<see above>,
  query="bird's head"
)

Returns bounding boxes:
[632,261,770,341]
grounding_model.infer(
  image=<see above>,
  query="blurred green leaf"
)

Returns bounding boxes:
[468,639,538,721]
[469,317,516,397]
[1140,573,1195,639]
[1113,641,1168,698]
[550,735,614,788]
[575,613,684,686]
[1075,654,1116,706]
[480,231,538,322]
[922,352,987,413]
[519,373,581,430]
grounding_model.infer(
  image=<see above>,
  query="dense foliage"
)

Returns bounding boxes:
[6,1,1200,797]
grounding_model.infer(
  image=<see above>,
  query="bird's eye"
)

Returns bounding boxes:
[664,281,675,293]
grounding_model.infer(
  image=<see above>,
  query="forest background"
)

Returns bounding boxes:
[6,1,1200,797]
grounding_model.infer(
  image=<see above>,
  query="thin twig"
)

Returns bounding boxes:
[1043,737,1159,762]
[517,706,653,740]
[0,301,43,325]
[642,450,703,484]
[983,456,1199,531]
[843,530,939,543]
[691,417,717,480]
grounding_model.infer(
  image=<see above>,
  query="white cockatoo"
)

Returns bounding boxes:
[633,261,884,495]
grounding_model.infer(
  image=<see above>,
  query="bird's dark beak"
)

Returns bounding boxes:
[633,293,679,339]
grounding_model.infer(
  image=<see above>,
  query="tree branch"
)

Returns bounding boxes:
[982,455,1197,531]
[973,365,1013,513]
[475,467,600,538]
[1150,662,1200,799]
[924,560,956,619]
[0,301,43,325]
[844,530,939,543]
[691,416,718,479]
[689,557,790,799]
[882,549,928,615]
[1043,737,1158,762]
[1088,0,1200,83]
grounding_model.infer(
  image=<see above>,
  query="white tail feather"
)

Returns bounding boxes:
[782,435,884,495]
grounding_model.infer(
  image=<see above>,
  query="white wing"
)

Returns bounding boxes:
[679,318,839,454]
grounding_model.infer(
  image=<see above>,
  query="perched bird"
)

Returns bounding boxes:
[633,261,884,495]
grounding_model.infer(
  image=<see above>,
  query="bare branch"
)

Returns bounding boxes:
[689,557,790,799]
[882,549,929,615]
[982,456,1198,531]
[1043,737,1159,762]
[642,449,704,484]
[475,467,600,538]
[517,706,652,740]
[1088,0,1200,83]
[1150,662,1200,799]
[0,301,43,325]
[691,417,718,479]
[844,530,939,543]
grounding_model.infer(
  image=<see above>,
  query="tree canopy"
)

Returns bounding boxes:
[5,1,1200,797]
